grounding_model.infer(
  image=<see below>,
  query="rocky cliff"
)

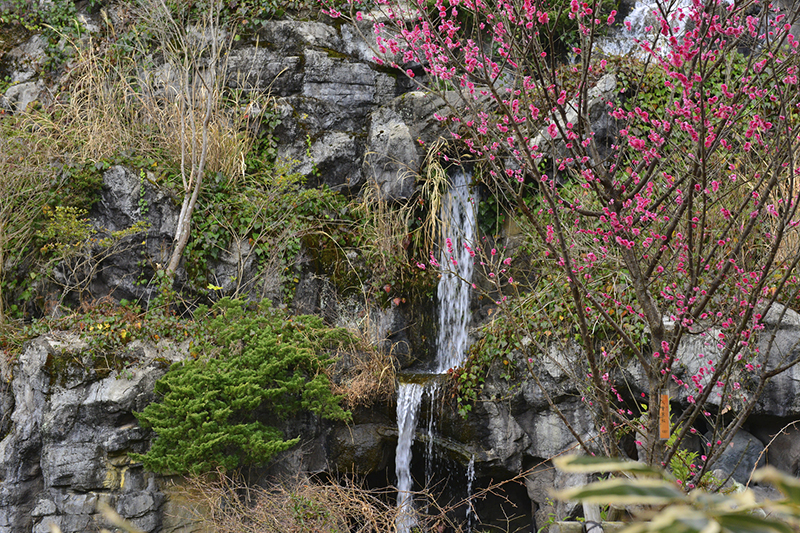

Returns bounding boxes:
[3,5,800,533]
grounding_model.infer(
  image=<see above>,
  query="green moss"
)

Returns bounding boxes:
[322,47,348,60]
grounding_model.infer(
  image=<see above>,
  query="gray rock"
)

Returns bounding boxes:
[707,429,765,484]
[303,49,389,109]
[42,443,105,490]
[761,303,800,328]
[4,34,45,84]
[755,330,800,417]
[226,46,304,96]
[33,513,94,533]
[30,498,56,517]
[525,463,585,526]
[752,422,800,476]
[117,492,158,518]
[258,20,343,55]
[294,131,364,191]
[330,423,392,475]
[364,107,420,201]
[88,165,179,303]
[477,401,530,471]
[1,79,43,113]
[0,335,174,533]
[55,492,98,515]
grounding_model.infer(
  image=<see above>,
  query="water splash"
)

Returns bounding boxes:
[396,382,424,533]
[424,381,440,486]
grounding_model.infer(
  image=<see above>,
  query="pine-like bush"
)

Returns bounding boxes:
[134,298,351,475]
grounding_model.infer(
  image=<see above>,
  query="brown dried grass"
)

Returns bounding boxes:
[174,474,399,533]
[327,342,396,410]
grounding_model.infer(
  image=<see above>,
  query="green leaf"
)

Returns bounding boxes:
[753,467,800,503]
[555,478,684,506]
[716,513,796,533]
[554,455,664,476]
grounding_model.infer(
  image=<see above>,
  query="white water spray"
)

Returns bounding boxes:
[394,169,477,533]
[435,169,476,373]
[424,381,440,485]
[466,454,476,532]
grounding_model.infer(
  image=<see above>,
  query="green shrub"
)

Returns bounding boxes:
[133,298,352,475]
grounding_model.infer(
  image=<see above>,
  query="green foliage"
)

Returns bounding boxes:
[36,205,149,307]
[133,298,352,475]
[183,159,349,301]
[553,456,800,533]
[450,329,520,417]
[0,0,83,73]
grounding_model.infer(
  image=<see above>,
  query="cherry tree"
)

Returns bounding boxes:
[332,0,800,485]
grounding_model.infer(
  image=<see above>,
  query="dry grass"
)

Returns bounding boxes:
[354,180,413,276]
[327,341,396,409]
[418,140,451,254]
[29,25,257,184]
[174,474,399,533]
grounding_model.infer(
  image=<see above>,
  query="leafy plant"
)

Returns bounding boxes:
[37,205,149,308]
[554,455,800,533]
[133,298,352,475]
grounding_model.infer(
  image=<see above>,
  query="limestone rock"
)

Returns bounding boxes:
[364,107,420,201]
[1,79,43,113]
[707,429,765,485]
[525,464,585,526]
[329,423,393,475]
[752,422,800,477]
[0,335,182,533]
[762,303,800,328]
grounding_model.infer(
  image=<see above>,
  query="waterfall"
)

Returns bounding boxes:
[424,381,440,486]
[394,169,476,533]
[396,383,424,533]
[598,0,694,56]
[466,454,476,532]
[435,169,476,373]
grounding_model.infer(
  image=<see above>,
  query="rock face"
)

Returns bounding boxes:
[6,10,800,533]
[87,165,179,304]
[0,335,184,533]
[224,20,438,198]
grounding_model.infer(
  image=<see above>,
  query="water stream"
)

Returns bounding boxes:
[598,0,694,56]
[396,383,424,533]
[466,454,476,532]
[395,169,476,533]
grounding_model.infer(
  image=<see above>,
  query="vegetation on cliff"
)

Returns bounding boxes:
[133,298,351,475]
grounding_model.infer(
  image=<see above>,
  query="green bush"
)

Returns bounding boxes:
[133,298,352,475]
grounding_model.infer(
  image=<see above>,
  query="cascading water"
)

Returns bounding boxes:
[424,381,440,486]
[435,170,476,374]
[598,0,694,56]
[396,383,424,533]
[394,169,476,533]
[466,454,476,532]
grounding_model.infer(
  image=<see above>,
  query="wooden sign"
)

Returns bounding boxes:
[659,393,670,440]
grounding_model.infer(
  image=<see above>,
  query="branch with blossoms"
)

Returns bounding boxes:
[327,0,800,482]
